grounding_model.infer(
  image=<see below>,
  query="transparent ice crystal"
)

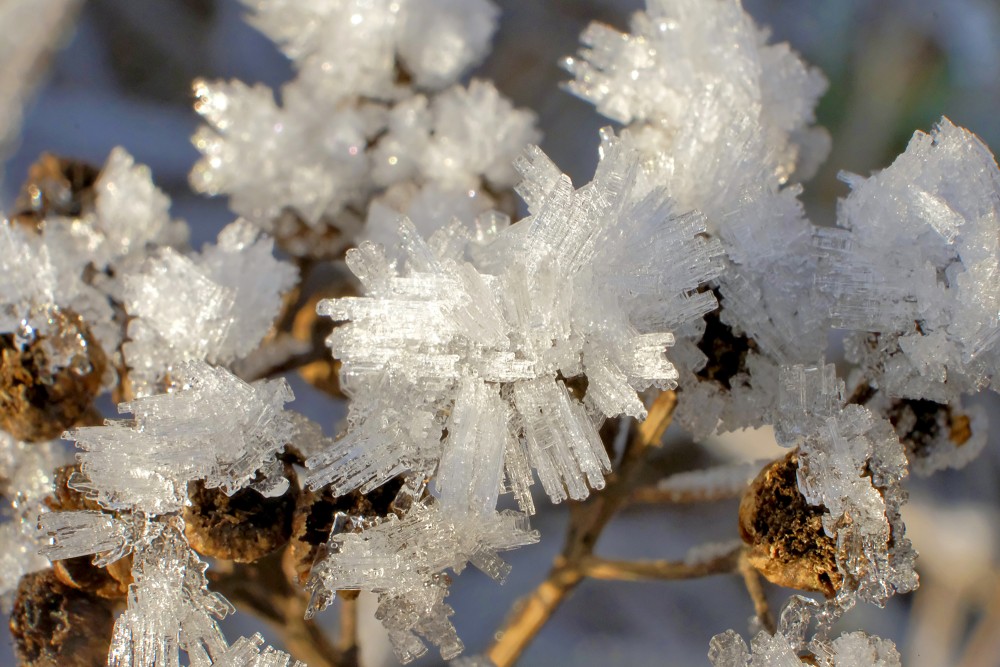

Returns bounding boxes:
[312,132,723,505]
[816,118,1000,402]
[307,501,538,662]
[709,597,902,667]
[66,360,294,514]
[123,220,296,392]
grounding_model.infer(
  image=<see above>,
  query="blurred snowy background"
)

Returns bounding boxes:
[2,1,1000,666]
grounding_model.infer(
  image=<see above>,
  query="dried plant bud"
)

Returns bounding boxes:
[0,309,107,442]
[184,474,298,563]
[695,307,757,391]
[44,465,131,598]
[285,476,407,585]
[739,450,842,597]
[9,569,115,667]
[11,154,100,228]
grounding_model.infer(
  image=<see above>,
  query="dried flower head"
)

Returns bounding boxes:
[739,450,842,597]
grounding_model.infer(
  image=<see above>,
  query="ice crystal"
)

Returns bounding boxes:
[123,220,296,392]
[241,0,498,99]
[0,434,67,609]
[65,360,294,514]
[312,132,722,505]
[308,501,537,662]
[817,118,1000,403]
[709,597,903,667]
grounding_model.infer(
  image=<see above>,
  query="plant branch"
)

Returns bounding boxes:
[578,549,741,582]
[487,390,677,667]
[737,549,776,634]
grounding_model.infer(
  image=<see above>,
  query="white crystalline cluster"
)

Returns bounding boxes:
[0,434,67,610]
[565,0,832,438]
[123,219,297,393]
[311,132,722,505]
[564,0,828,199]
[212,633,305,667]
[65,360,294,514]
[107,521,232,667]
[308,502,538,661]
[709,599,903,667]
[775,365,917,606]
[191,0,535,254]
[816,118,1000,403]
[241,0,498,98]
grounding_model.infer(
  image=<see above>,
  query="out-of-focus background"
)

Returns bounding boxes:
[2,1,1000,666]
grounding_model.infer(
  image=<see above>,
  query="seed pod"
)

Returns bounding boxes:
[184,474,298,564]
[11,154,100,229]
[739,450,842,597]
[44,465,130,599]
[9,569,115,667]
[0,308,107,442]
[695,306,758,391]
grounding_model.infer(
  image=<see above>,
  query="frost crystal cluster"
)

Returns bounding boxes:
[191,0,538,258]
[2,0,1000,666]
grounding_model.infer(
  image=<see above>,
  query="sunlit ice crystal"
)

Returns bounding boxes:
[191,77,374,227]
[371,79,540,191]
[66,360,294,514]
[816,117,1000,400]
[0,218,58,332]
[306,501,537,663]
[212,633,305,667]
[563,0,828,220]
[108,520,233,667]
[315,133,722,505]
[239,0,498,99]
[709,596,903,667]
[123,220,296,391]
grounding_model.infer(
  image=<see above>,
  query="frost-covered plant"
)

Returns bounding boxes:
[2,0,1000,666]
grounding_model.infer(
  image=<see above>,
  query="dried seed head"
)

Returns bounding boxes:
[9,569,116,667]
[12,154,100,228]
[739,450,842,597]
[184,474,298,564]
[292,288,354,400]
[44,465,131,598]
[0,309,107,442]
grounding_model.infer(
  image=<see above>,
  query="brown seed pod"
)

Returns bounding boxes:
[11,154,101,229]
[9,569,116,667]
[44,465,131,599]
[284,476,407,586]
[184,474,298,564]
[739,450,842,597]
[0,309,107,442]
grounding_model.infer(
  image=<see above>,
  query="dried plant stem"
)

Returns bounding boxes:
[737,550,776,634]
[629,484,747,505]
[487,391,677,667]
[337,594,360,665]
[209,551,346,667]
[578,549,741,582]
